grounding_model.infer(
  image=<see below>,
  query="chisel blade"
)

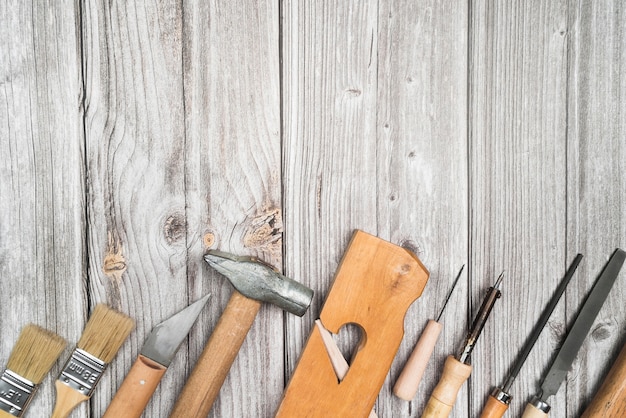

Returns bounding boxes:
[539,249,625,401]
[140,294,211,367]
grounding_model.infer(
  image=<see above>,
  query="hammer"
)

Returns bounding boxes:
[169,250,314,418]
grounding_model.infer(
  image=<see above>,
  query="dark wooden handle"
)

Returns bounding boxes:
[102,355,167,418]
[479,394,509,418]
[168,291,262,418]
[581,342,626,418]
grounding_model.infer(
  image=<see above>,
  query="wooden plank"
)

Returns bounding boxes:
[469,1,569,417]
[375,1,469,417]
[81,1,190,416]
[0,1,85,416]
[182,1,283,416]
[566,1,626,416]
[280,0,380,396]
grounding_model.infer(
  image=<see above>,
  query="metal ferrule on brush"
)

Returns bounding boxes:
[0,370,37,417]
[58,348,107,397]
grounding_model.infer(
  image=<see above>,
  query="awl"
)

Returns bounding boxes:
[480,254,582,418]
[102,294,211,418]
[394,265,464,401]
[422,272,504,418]
[522,249,626,418]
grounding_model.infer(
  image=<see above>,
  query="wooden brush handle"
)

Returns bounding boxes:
[102,355,167,418]
[521,402,549,418]
[581,342,626,417]
[168,291,262,418]
[394,319,443,400]
[51,380,89,418]
[480,394,510,418]
[421,355,472,418]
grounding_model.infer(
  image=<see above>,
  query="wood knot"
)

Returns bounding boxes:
[243,208,283,257]
[591,322,611,342]
[103,232,126,281]
[164,213,186,244]
[203,232,215,248]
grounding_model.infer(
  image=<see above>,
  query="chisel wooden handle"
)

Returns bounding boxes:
[421,355,472,418]
[394,319,443,400]
[581,342,626,417]
[480,393,509,418]
[102,355,167,418]
[521,402,548,418]
[168,291,261,418]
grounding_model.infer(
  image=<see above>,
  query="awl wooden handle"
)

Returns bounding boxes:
[102,355,167,418]
[421,355,472,418]
[394,319,443,400]
[168,291,262,418]
[581,342,626,417]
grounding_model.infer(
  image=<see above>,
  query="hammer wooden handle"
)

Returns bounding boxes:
[102,355,167,418]
[422,355,472,418]
[394,319,443,400]
[479,394,509,418]
[581,342,626,417]
[169,290,261,418]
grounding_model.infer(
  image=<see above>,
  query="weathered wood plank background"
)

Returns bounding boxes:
[1,1,624,417]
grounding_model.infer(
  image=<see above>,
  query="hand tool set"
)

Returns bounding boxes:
[1,230,625,417]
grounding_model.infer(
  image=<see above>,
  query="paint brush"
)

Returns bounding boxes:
[51,304,134,418]
[0,324,67,417]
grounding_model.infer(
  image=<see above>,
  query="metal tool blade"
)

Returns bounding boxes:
[539,249,625,401]
[502,254,583,392]
[140,293,211,367]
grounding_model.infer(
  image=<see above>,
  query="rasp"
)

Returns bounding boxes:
[522,249,625,418]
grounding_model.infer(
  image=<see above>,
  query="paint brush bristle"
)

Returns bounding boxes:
[6,324,67,384]
[77,304,134,362]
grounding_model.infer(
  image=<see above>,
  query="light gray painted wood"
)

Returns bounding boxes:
[566,1,626,416]
[281,1,381,397]
[81,1,190,416]
[375,1,469,417]
[1,1,625,417]
[0,1,86,417]
[182,1,283,416]
[469,1,570,417]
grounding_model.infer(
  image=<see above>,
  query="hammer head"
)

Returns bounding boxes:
[204,250,314,316]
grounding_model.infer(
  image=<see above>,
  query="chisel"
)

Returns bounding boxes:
[394,265,464,401]
[102,294,210,418]
[581,341,626,418]
[480,254,582,418]
[522,248,626,418]
[422,272,504,418]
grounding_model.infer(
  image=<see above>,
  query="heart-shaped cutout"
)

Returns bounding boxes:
[315,320,367,383]
[333,322,366,366]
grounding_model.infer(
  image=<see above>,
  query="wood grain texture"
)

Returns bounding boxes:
[182,1,283,416]
[567,1,626,416]
[281,0,380,382]
[469,1,570,417]
[1,1,625,417]
[0,1,85,416]
[376,0,469,416]
[81,1,189,416]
